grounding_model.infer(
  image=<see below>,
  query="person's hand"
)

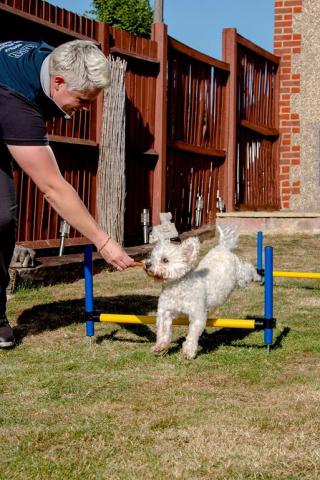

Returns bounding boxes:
[99,237,134,271]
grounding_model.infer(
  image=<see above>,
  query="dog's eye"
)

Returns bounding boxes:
[162,257,169,263]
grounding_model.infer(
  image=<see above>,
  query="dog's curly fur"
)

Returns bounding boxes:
[144,226,260,359]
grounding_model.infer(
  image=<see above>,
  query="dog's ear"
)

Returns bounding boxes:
[181,237,200,264]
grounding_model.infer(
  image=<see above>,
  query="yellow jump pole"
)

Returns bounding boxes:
[99,313,256,330]
[273,271,320,279]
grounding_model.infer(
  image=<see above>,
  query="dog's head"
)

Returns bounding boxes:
[144,237,200,282]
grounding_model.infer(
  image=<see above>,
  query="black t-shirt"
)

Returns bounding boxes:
[0,41,66,146]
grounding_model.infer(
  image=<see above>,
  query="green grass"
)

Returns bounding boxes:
[1,233,320,479]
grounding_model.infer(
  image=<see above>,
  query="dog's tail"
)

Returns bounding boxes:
[217,225,239,250]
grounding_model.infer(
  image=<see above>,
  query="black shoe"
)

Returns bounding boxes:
[0,317,15,348]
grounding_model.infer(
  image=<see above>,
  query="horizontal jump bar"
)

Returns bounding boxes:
[273,271,320,279]
[99,314,256,329]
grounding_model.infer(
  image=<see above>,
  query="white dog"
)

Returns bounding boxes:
[144,226,260,359]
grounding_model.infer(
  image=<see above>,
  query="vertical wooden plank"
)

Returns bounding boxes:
[94,21,110,222]
[215,74,222,150]
[192,62,200,146]
[151,22,168,225]
[207,67,214,148]
[175,53,183,141]
[149,59,156,145]
[94,21,110,144]
[56,6,62,26]
[188,59,196,145]
[273,61,281,208]
[38,185,45,240]
[221,28,237,211]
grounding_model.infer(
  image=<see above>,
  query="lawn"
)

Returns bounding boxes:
[1,233,320,479]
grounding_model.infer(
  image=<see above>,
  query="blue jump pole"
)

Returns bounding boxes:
[84,245,95,337]
[264,246,274,348]
[257,231,263,275]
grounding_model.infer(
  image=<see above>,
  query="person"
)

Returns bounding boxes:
[0,39,135,348]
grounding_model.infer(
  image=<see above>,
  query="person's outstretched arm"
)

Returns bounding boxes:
[8,144,134,271]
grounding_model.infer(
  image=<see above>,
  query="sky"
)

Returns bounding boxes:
[48,0,274,60]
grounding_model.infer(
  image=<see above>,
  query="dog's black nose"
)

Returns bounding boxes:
[144,260,152,270]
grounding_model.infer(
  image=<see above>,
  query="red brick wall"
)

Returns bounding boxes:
[274,0,302,208]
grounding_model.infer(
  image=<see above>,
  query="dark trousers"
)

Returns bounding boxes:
[0,145,17,318]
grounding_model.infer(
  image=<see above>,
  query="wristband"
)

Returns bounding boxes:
[98,236,111,253]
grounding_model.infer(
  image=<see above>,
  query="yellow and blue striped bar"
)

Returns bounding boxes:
[273,271,320,279]
[99,313,256,329]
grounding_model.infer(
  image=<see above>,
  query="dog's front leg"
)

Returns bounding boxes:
[182,311,206,360]
[151,310,173,355]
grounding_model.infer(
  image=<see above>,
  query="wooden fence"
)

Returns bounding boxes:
[0,1,280,248]
[221,29,280,211]
[166,37,229,231]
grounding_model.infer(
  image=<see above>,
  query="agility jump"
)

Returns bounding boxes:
[83,244,276,348]
[257,231,320,279]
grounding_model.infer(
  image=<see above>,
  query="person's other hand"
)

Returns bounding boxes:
[99,237,134,271]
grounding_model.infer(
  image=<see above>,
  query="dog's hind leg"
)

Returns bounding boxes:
[151,310,173,355]
[182,309,206,360]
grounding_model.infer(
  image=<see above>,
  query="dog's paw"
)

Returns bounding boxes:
[151,342,170,355]
[182,341,197,360]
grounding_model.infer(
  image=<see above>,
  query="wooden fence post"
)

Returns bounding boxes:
[273,56,281,209]
[94,21,110,224]
[222,28,237,212]
[151,22,168,225]
[96,21,110,145]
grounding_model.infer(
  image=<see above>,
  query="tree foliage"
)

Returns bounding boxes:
[90,0,153,38]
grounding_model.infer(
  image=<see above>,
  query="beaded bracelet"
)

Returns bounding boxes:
[98,236,111,253]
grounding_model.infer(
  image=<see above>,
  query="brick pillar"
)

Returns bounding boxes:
[274,0,302,209]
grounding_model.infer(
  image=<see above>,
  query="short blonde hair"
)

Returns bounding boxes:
[49,40,110,92]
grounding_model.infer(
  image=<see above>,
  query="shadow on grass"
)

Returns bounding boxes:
[200,326,290,353]
[13,296,290,354]
[198,328,255,355]
[274,283,320,291]
[270,326,291,350]
[95,324,156,345]
[165,325,290,356]
[154,329,252,357]
[13,294,158,345]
